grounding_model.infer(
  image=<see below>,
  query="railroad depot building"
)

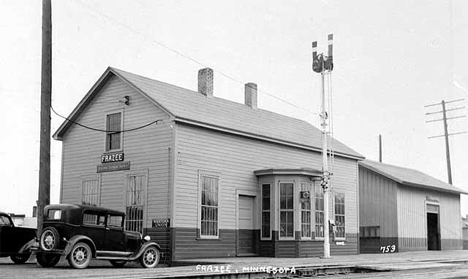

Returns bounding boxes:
[359,160,466,253]
[53,67,364,262]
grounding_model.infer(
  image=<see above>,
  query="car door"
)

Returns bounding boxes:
[81,211,106,250]
[104,214,126,252]
[0,214,14,254]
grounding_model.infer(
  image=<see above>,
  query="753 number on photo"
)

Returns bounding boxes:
[380,245,396,253]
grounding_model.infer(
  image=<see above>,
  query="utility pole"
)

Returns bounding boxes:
[37,0,52,236]
[312,34,334,258]
[425,99,466,185]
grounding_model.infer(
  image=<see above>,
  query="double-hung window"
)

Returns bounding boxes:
[301,182,312,238]
[81,177,100,206]
[106,112,122,151]
[200,174,219,238]
[315,185,324,238]
[334,193,345,238]
[261,184,271,239]
[279,182,294,239]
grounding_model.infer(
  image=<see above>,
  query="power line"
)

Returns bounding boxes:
[74,0,318,117]
[425,99,467,185]
[51,106,162,133]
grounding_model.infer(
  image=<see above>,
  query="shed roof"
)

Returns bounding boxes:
[53,67,363,160]
[359,159,467,195]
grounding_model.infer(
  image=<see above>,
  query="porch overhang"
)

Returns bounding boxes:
[254,167,322,179]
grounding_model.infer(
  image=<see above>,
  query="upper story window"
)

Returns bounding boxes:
[261,184,271,239]
[279,182,294,239]
[106,112,122,151]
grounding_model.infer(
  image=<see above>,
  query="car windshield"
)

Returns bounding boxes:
[0,215,12,226]
[107,214,123,228]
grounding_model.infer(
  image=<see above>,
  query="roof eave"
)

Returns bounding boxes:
[175,117,365,161]
[400,181,468,195]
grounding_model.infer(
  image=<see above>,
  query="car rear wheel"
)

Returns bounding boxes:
[10,253,31,264]
[139,246,160,268]
[109,260,127,267]
[40,227,60,251]
[67,242,92,269]
[36,252,61,267]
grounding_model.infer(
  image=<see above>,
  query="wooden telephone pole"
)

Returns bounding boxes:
[425,99,466,184]
[37,0,52,236]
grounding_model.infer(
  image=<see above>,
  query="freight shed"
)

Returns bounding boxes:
[359,160,467,253]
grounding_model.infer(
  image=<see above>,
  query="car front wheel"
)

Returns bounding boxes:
[36,252,61,268]
[10,253,31,264]
[67,242,92,269]
[139,246,160,268]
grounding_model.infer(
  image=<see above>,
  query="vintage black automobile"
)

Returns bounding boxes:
[34,204,161,269]
[0,212,36,264]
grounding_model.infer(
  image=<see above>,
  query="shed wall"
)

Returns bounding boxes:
[397,186,462,251]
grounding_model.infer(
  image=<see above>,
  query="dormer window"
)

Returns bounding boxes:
[106,112,122,151]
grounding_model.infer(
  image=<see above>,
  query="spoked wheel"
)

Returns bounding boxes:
[10,253,31,264]
[36,252,61,268]
[67,242,92,269]
[139,246,160,268]
[40,227,60,251]
[109,260,127,268]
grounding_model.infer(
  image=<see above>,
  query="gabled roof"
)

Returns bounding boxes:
[54,67,364,160]
[359,159,467,195]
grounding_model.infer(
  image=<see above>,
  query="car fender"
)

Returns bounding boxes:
[19,238,39,254]
[63,235,97,257]
[134,242,161,259]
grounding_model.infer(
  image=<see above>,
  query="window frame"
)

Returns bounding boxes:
[278,181,295,240]
[80,175,101,206]
[334,192,346,240]
[314,184,325,240]
[300,182,313,240]
[104,109,124,152]
[198,170,221,239]
[124,170,148,234]
[261,183,272,240]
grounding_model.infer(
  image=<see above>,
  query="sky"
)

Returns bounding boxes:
[0,0,467,218]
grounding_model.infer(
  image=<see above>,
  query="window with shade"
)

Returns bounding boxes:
[261,184,271,239]
[279,182,294,239]
[106,112,122,151]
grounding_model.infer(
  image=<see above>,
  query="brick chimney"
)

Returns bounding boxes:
[244,83,257,109]
[198,68,213,97]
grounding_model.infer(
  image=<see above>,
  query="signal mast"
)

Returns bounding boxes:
[312,34,334,258]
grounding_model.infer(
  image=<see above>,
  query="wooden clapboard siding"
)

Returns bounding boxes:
[359,167,398,238]
[172,228,236,260]
[174,123,358,234]
[60,75,173,224]
[397,186,462,250]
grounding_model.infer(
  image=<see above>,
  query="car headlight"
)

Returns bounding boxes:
[143,235,151,242]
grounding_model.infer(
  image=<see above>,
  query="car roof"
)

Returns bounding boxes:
[45,204,125,216]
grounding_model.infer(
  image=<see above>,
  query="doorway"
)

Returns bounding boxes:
[237,195,256,256]
[427,211,440,250]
